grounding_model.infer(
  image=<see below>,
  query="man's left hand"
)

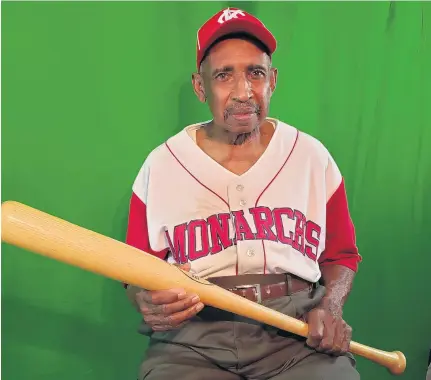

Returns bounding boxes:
[305,306,352,356]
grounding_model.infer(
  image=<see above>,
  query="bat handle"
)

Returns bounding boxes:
[349,341,406,375]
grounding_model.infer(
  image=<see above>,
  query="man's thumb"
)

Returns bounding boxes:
[174,262,191,272]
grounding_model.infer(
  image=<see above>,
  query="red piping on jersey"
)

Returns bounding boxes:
[165,142,239,273]
[165,142,230,208]
[255,129,300,274]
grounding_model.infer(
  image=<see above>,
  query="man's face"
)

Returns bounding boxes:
[193,38,277,134]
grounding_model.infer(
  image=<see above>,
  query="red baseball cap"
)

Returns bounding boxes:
[196,7,277,69]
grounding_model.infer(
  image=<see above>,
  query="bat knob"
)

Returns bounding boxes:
[388,351,406,375]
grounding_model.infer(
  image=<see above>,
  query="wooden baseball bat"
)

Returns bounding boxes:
[1,200,406,375]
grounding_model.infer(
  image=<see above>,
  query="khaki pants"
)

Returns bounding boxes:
[133,284,359,380]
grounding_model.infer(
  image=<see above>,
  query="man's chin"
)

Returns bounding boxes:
[225,115,259,133]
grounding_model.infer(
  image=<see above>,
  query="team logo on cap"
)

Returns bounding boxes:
[217,8,246,24]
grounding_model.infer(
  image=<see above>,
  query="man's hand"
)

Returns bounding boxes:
[135,263,204,331]
[304,265,356,355]
[305,306,352,356]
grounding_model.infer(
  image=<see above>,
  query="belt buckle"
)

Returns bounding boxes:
[233,284,262,304]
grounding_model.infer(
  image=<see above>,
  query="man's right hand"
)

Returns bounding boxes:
[135,263,205,331]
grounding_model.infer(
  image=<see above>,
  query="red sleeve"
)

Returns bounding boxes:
[123,192,169,288]
[318,179,362,271]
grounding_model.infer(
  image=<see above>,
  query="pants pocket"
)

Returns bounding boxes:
[263,294,297,318]
[290,285,326,319]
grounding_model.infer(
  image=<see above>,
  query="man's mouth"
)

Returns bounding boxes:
[231,108,256,115]
[230,108,256,121]
[232,112,255,121]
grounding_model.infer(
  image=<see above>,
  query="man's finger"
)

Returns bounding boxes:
[172,262,191,272]
[178,262,191,272]
[306,310,325,348]
[340,323,352,354]
[318,317,336,353]
[140,293,198,316]
[164,302,205,327]
[152,324,174,332]
[152,320,190,331]
[326,320,344,355]
[137,288,186,305]
[142,299,203,325]
[148,289,188,305]
[159,294,201,315]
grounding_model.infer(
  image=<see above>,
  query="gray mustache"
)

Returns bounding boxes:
[225,104,260,115]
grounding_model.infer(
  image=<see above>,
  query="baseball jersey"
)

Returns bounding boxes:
[125,118,361,284]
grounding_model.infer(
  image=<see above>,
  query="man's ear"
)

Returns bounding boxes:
[269,67,278,96]
[192,72,206,103]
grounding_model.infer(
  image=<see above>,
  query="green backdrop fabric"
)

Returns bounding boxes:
[2,2,430,380]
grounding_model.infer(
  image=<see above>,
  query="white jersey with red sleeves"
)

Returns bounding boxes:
[126,118,361,283]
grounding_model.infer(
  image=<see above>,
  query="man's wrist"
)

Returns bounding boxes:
[318,294,344,317]
[318,264,355,317]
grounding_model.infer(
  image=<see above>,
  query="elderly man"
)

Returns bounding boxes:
[125,7,362,380]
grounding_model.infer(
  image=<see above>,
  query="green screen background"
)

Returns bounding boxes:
[2,1,431,379]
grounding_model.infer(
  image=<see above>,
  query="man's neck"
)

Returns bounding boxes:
[195,119,274,176]
[201,120,270,147]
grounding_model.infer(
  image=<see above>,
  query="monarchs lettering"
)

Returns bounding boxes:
[165,206,322,264]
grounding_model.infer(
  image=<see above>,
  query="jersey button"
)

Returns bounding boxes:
[247,249,255,257]
[239,199,247,207]
[236,184,244,191]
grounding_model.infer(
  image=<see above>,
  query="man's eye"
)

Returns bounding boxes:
[251,70,265,78]
[215,72,229,80]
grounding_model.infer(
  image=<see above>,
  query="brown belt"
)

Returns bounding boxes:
[207,273,314,304]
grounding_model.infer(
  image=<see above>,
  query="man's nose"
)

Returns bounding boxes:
[231,75,252,102]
